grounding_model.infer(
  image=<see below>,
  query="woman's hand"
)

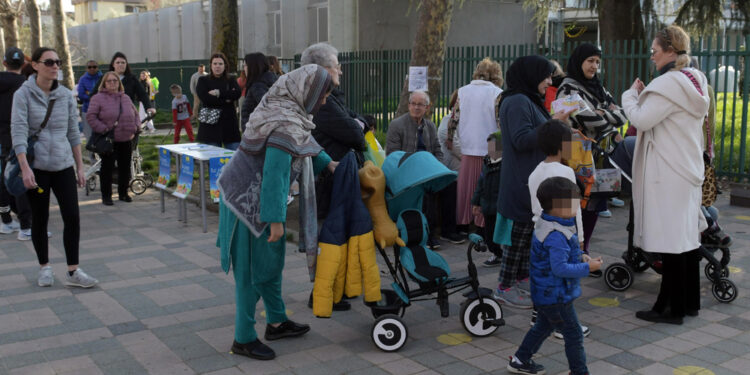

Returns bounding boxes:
[21,165,36,189]
[268,222,284,242]
[552,108,574,123]
[147,108,157,115]
[630,78,645,95]
[209,89,220,97]
[76,167,86,188]
[327,160,339,174]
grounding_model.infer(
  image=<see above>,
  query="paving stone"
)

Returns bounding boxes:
[432,361,484,375]
[603,351,654,371]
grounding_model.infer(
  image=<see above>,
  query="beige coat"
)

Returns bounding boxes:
[622,68,709,254]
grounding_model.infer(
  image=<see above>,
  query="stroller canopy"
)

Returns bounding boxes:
[382,151,457,221]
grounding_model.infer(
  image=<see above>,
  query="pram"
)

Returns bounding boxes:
[593,130,737,303]
[366,151,505,352]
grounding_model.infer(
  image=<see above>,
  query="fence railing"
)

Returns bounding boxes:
[74,37,749,180]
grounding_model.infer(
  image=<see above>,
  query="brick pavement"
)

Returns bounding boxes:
[0,187,748,375]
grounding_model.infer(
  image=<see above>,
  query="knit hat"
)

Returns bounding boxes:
[3,47,24,64]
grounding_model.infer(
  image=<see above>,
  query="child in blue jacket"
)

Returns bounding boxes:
[507,176,602,375]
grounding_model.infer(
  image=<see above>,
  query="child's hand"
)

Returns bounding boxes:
[582,253,591,262]
[588,257,603,272]
[472,205,481,216]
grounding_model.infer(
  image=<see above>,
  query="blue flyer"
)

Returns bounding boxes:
[209,156,229,203]
[155,148,171,189]
[173,155,194,199]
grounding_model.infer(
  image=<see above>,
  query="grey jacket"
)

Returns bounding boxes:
[385,113,443,160]
[11,75,80,172]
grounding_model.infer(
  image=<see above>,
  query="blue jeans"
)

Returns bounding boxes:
[515,302,588,375]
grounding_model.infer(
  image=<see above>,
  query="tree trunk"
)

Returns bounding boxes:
[50,0,74,89]
[0,27,5,55]
[210,0,238,71]
[394,0,455,118]
[26,0,42,51]
[0,0,19,48]
[597,0,644,42]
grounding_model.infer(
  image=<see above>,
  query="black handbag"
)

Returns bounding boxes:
[86,97,121,155]
[4,99,57,197]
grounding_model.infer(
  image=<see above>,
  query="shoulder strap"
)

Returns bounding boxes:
[680,70,704,96]
[114,96,122,128]
[40,99,56,130]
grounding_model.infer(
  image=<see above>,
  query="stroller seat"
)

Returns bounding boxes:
[395,210,450,286]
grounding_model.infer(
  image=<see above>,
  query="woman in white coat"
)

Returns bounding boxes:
[622,25,709,325]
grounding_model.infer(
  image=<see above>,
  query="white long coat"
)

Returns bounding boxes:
[621,68,709,254]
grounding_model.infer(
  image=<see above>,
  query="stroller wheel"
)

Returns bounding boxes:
[712,278,738,303]
[130,178,147,195]
[704,262,729,283]
[371,314,408,352]
[604,263,633,292]
[87,176,97,192]
[460,297,503,337]
[143,173,154,187]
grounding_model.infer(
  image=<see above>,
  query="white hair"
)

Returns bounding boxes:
[409,90,430,105]
[300,42,339,68]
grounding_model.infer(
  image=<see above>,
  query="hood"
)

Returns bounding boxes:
[20,74,68,102]
[382,151,457,220]
[641,68,709,119]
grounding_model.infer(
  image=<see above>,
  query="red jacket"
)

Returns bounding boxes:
[86,91,140,142]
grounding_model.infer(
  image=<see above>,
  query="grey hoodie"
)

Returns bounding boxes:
[11,75,80,172]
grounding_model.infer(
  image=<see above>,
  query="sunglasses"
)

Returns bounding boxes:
[87,65,98,69]
[39,59,62,67]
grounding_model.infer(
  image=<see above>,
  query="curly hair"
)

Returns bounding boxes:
[472,57,503,87]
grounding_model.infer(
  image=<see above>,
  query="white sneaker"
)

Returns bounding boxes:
[17,229,52,241]
[65,268,98,288]
[38,266,54,287]
[0,220,20,234]
[553,325,591,339]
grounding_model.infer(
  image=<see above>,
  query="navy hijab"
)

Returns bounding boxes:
[500,55,556,115]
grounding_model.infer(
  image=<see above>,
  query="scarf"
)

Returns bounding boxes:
[566,43,609,103]
[658,61,677,75]
[500,55,555,114]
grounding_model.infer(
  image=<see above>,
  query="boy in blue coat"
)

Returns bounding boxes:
[507,177,602,375]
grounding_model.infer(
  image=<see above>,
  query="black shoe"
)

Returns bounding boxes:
[427,237,441,250]
[264,320,310,341]
[307,292,352,311]
[635,310,683,325]
[119,195,132,202]
[230,339,275,360]
[686,309,699,317]
[440,232,466,244]
[102,199,114,206]
[588,270,603,278]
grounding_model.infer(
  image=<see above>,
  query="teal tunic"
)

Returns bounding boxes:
[217,146,330,344]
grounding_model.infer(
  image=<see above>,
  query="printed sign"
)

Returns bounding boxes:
[209,156,230,203]
[173,155,194,199]
[155,148,171,189]
[408,66,428,92]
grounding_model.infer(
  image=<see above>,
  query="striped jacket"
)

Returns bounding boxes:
[556,77,627,139]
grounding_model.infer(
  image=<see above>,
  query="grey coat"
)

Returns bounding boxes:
[11,75,80,172]
[385,113,443,160]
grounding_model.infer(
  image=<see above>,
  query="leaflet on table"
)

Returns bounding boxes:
[155,148,171,189]
[209,156,230,203]
[173,155,194,199]
[551,93,590,116]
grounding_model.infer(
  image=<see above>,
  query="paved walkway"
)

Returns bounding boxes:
[0,187,748,375]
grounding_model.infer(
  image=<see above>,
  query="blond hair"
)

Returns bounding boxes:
[98,71,124,92]
[472,57,503,87]
[655,25,691,71]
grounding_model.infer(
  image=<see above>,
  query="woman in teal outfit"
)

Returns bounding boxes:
[216,64,337,360]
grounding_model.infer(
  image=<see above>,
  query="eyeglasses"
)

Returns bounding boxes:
[87,65,98,69]
[39,59,62,67]
[409,102,427,108]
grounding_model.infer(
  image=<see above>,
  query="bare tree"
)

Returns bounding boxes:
[0,0,22,48]
[395,0,455,118]
[50,0,73,88]
[25,0,41,51]
[211,0,238,70]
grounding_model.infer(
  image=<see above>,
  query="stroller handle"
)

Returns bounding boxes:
[140,113,157,125]
[468,233,487,252]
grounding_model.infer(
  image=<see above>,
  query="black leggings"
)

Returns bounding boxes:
[26,167,80,266]
[100,141,132,199]
[653,249,701,317]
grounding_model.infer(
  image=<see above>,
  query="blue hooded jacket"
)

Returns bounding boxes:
[77,71,102,112]
[530,213,589,306]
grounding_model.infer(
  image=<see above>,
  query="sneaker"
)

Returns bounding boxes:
[609,197,625,207]
[264,320,310,341]
[483,254,502,267]
[588,269,603,278]
[38,266,54,287]
[17,229,52,241]
[65,268,98,288]
[516,278,531,295]
[530,309,537,327]
[553,325,591,339]
[440,232,466,244]
[230,339,275,360]
[507,355,545,374]
[427,237,441,250]
[493,286,533,309]
[0,220,20,234]
[598,210,612,218]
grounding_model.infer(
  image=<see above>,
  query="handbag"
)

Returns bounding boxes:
[86,97,121,155]
[198,107,221,124]
[4,99,56,197]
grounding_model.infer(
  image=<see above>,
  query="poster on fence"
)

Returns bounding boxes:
[408,66,428,92]
[155,148,171,189]
[209,156,230,203]
[173,155,194,199]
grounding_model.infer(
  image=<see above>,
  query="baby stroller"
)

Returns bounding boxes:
[366,151,505,352]
[594,130,738,303]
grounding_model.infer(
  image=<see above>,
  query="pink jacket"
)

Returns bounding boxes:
[86,91,139,142]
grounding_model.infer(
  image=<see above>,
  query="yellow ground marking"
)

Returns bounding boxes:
[735,215,750,221]
[728,266,742,274]
[588,297,620,307]
[674,366,714,375]
[261,309,293,318]
[437,333,472,345]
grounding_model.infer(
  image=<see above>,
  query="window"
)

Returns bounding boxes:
[273,12,281,46]
[125,5,145,13]
[91,1,97,11]
[307,4,328,44]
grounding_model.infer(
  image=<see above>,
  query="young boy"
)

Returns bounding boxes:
[471,132,503,267]
[171,84,194,144]
[508,176,602,375]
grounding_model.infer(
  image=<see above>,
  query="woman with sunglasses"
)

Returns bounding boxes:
[92,52,155,118]
[10,47,98,288]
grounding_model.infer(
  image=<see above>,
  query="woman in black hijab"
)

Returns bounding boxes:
[557,43,628,263]
[493,55,572,308]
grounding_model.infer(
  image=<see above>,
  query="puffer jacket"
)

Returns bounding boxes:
[471,156,501,216]
[11,75,80,172]
[86,91,140,142]
[529,213,589,306]
[313,152,381,317]
[240,71,278,127]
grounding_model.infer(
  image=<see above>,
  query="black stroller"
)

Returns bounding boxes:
[595,130,738,303]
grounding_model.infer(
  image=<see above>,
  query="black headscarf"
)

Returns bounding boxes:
[500,55,556,114]
[566,43,608,103]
